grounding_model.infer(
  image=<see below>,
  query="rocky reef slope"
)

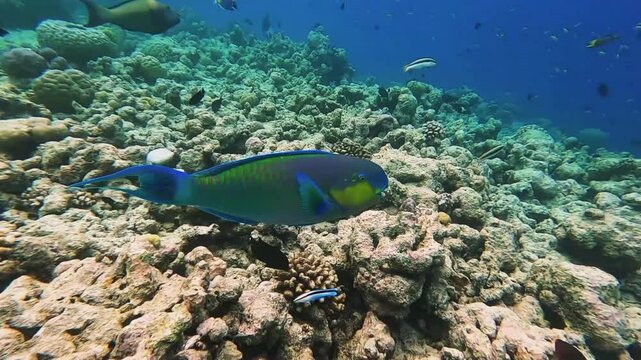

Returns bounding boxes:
[1,19,641,360]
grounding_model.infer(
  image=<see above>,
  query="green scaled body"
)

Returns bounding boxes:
[70,150,389,226]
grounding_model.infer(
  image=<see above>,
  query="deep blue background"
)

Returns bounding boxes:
[120,1,641,153]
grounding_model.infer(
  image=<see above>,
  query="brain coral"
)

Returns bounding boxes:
[36,20,124,63]
[32,69,95,113]
[0,48,48,78]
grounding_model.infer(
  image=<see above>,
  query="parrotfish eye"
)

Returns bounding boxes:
[356,173,366,181]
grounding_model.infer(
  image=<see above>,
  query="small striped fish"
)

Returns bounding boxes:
[293,288,340,304]
[403,57,437,72]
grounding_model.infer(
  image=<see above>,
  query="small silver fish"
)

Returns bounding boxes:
[403,57,437,72]
[293,288,340,304]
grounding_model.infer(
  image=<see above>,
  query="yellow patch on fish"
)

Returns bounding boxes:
[329,180,376,208]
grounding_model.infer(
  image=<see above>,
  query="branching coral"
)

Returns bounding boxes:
[276,252,345,317]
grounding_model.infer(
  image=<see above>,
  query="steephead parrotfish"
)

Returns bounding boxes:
[69,150,389,226]
[79,0,180,34]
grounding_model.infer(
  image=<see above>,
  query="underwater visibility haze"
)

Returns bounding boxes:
[0,0,640,359]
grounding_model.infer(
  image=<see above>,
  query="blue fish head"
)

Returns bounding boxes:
[327,158,389,210]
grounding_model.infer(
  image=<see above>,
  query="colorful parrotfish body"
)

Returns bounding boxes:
[69,150,388,226]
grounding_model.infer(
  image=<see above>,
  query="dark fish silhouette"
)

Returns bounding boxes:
[474,22,482,30]
[250,240,289,270]
[554,339,587,360]
[527,93,536,101]
[244,18,254,26]
[216,0,237,11]
[261,14,271,33]
[0,28,8,37]
[378,87,389,98]
[79,0,180,34]
[597,83,609,97]
[189,88,205,105]
[340,1,345,10]
[373,24,380,31]
[211,97,222,112]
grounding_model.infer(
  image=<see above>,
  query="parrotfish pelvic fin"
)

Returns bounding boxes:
[69,165,188,205]
[296,172,333,216]
[196,206,258,225]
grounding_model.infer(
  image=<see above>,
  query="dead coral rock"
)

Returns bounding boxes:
[451,186,487,227]
[448,302,583,360]
[527,258,628,352]
[277,320,316,360]
[337,311,395,360]
[0,160,29,194]
[113,305,192,359]
[0,327,24,357]
[0,117,68,158]
[0,89,51,120]
[340,210,444,317]
[235,287,289,348]
[197,317,228,343]
[217,341,243,360]
[5,212,102,281]
[36,138,132,184]
[1,260,122,359]
[552,203,641,276]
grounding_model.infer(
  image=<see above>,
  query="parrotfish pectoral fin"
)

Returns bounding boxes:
[296,172,332,216]
[196,207,258,225]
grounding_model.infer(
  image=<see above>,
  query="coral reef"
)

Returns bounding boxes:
[0,16,640,360]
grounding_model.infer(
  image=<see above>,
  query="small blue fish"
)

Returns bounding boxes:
[293,288,341,304]
[69,150,388,226]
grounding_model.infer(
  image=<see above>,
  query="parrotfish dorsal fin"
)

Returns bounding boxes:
[296,172,332,216]
[107,0,142,10]
[192,150,333,178]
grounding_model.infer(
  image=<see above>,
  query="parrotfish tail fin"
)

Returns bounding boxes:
[79,0,109,27]
[69,165,187,205]
[296,172,333,216]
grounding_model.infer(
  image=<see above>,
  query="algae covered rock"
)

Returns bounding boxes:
[36,20,124,63]
[32,69,95,113]
[527,259,629,352]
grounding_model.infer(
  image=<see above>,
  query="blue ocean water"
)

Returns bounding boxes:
[163,0,641,154]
